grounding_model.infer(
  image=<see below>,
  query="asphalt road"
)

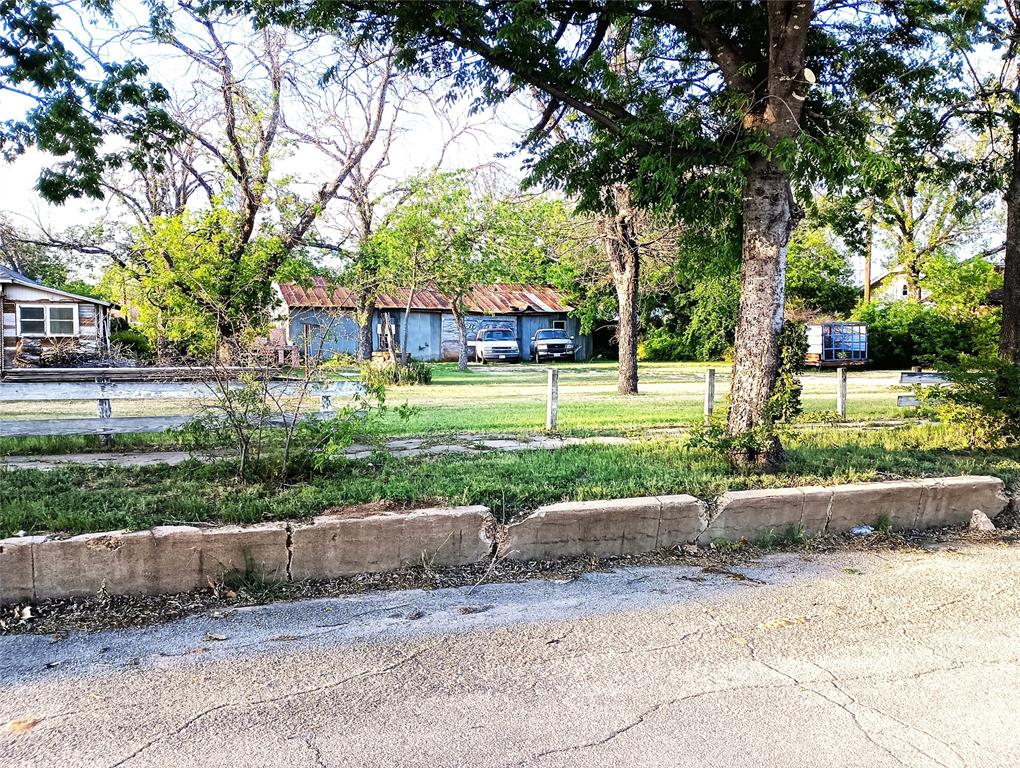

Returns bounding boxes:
[2,541,1019,767]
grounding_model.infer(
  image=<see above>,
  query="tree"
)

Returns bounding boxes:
[373,173,451,365]
[245,0,947,464]
[0,216,68,285]
[922,252,1003,314]
[1,0,179,201]
[20,4,402,358]
[873,151,992,302]
[786,223,859,317]
[952,1,1020,361]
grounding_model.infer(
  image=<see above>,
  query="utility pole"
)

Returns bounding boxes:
[863,197,874,304]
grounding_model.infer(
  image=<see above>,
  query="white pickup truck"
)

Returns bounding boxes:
[475,327,521,364]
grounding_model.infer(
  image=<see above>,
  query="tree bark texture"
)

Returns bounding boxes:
[726,158,794,467]
[400,287,415,366]
[356,292,376,362]
[600,184,639,395]
[453,305,469,371]
[1001,117,1020,363]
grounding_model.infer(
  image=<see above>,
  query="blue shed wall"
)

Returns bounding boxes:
[287,308,591,362]
[288,308,360,358]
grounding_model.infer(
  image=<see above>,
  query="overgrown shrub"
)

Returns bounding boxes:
[637,327,686,361]
[765,320,807,423]
[687,320,806,468]
[359,359,433,387]
[852,301,998,369]
[111,328,153,360]
[320,353,359,371]
[919,355,1020,448]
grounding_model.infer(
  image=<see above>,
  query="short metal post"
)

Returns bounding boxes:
[97,397,113,448]
[836,367,847,419]
[546,368,559,431]
[703,368,716,425]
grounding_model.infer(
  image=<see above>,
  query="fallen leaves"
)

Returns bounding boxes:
[759,616,809,631]
[4,718,42,735]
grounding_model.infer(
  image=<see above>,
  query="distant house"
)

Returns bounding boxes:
[0,265,113,370]
[275,279,591,362]
[869,267,931,303]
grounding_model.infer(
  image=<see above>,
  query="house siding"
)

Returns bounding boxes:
[287,307,591,363]
[1,293,109,368]
[287,308,360,359]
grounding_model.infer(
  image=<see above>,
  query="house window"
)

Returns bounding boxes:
[17,306,46,336]
[49,306,76,335]
[17,304,78,337]
[901,284,908,297]
[552,320,567,331]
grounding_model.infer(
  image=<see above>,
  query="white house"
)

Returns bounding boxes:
[0,265,113,370]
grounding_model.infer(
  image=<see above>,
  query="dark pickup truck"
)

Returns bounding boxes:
[529,328,576,363]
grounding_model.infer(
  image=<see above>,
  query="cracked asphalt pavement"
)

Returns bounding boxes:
[2,540,1019,767]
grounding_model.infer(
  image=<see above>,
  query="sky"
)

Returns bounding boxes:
[0,2,1009,286]
[0,0,533,278]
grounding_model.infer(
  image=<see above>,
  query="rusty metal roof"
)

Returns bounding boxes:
[278,279,572,314]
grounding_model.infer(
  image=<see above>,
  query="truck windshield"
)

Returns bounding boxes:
[535,329,566,340]
[484,329,514,340]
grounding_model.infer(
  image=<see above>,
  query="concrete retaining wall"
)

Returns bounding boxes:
[290,506,494,580]
[3,524,290,601]
[0,476,1010,603]
[701,475,1008,543]
[499,495,706,560]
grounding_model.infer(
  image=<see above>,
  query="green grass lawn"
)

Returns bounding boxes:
[0,361,915,456]
[2,423,1016,538]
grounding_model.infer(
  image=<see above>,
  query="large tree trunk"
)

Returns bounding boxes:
[727,158,795,468]
[356,292,376,362]
[601,184,639,395]
[453,304,469,371]
[1001,117,1020,363]
[905,278,922,303]
[400,286,415,367]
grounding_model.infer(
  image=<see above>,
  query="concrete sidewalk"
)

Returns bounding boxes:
[0,434,633,471]
[3,540,1019,767]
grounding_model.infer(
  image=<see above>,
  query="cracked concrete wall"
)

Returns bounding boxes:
[2,524,289,602]
[0,477,1010,603]
[701,476,1007,543]
[289,506,495,580]
[499,496,706,561]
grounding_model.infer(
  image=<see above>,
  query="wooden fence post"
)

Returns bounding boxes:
[97,397,113,448]
[546,368,559,431]
[703,368,715,425]
[836,367,847,419]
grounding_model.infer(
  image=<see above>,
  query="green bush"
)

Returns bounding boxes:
[111,328,152,359]
[320,353,358,371]
[637,327,685,361]
[360,359,433,387]
[765,320,808,423]
[919,355,1020,448]
[852,301,998,368]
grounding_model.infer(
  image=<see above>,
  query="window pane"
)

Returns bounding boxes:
[20,319,45,335]
[48,306,75,335]
[20,306,44,320]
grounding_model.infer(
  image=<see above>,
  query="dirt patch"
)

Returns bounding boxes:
[318,499,447,520]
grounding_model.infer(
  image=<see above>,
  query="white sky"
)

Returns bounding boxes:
[0,2,1009,286]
